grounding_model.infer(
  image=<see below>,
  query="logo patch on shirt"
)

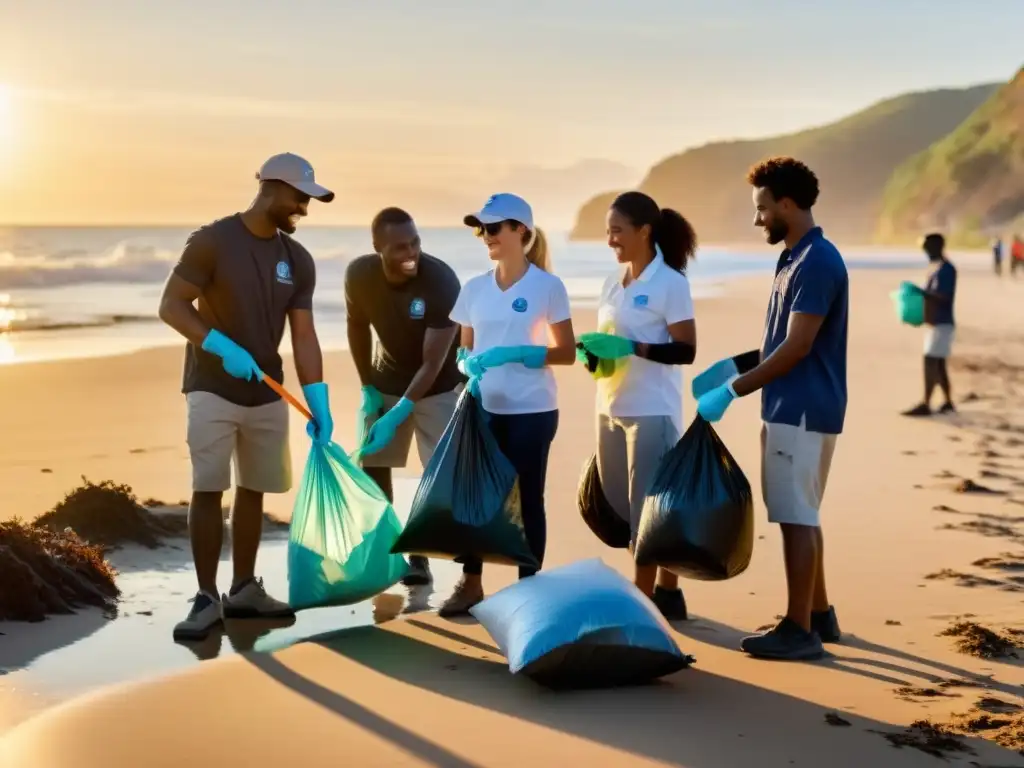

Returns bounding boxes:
[511,297,528,313]
[633,294,649,307]
[409,298,426,319]
[275,261,292,284]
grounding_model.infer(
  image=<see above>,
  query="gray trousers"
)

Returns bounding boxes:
[596,413,680,542]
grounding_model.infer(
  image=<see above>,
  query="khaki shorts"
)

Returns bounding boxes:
[186,391,291,494]
[760,419,836,527]
[596,413,680,540]
[359,388,460,469]
[924,323,955,359]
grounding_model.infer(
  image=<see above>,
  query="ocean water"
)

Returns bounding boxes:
[0,225,930,365]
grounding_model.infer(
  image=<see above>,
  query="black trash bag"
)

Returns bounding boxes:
[578,455,630,549]
[634,415,754,580]
[390,388,539,570]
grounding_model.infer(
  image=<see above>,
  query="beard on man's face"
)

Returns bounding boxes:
[270,206,301,234]
[763,219,789,245]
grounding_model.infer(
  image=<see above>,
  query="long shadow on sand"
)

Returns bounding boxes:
[0,608,110,673]
[244,621,1024,767]
[681,616,1024,698]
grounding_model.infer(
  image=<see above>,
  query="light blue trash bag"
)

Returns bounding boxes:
[287,441,410,610]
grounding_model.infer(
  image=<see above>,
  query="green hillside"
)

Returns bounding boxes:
[569,84,998,244]
[877,67,1024,246]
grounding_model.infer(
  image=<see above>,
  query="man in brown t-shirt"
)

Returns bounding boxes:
[158,152,335,641]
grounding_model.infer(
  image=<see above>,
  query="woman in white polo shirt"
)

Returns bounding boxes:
[440,192,577,617]
[577,191,698,621]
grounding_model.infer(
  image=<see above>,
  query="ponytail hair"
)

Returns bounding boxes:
[611,191,697,273]
[523,226,550,272]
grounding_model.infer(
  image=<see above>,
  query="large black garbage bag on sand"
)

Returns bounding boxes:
[634,415,754,580]
[391,388,539,570]
[578,455,630,549]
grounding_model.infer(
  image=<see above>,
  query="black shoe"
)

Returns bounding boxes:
[741,617,825,660]
[938,402,956,414]
[812,606,841,643]
[402,556,432,586]
[901,403,931,417]
[652,586,688,621]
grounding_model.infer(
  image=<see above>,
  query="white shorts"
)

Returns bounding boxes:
[924,324,955,359]
[760,420,836,527]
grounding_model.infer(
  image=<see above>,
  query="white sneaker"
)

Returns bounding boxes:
[222,577,294,619]
[173,591,223,641]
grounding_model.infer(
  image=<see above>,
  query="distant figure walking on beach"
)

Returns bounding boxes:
[575,191,698,620]
[345,207,464,587]
[158,153,336,641]
[441,193,577,617]
[1012,235,1024,276]
[902,233,957,417]
[691,157,847,661]
[992,237,1003,276]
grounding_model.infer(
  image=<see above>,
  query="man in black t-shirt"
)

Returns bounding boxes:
[345,207,463,585]
[159,152,335,641]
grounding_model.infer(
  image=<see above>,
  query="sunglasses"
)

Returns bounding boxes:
[474,219,525,237]
[474,221,507,237]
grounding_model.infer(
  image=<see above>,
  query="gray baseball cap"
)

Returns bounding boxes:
[256,153,334,202]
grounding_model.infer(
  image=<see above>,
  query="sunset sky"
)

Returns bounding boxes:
[0,1,1021,226]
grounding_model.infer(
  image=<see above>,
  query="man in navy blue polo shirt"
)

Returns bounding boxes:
[691,157,848,661]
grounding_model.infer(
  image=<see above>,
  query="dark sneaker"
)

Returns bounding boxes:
[901,403,931,417]
[402,555,432,586]
[812,606,841,643]
[173,591,223,641]
[652,586,688,621]
[741,618,825,660]
[221,577,294,620]
[438,578,484,618]
[938,402,956,414]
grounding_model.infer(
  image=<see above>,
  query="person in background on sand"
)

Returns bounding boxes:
[158,153,336,642]
[1012,235,1024,277]
[440,193,577,617]
[902,233,957,418]
[574,191,698,621]
[992,236,1003,276]
[691,157,847,661]
[345,207,464,587]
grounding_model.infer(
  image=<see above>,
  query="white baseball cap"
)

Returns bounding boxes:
[256,153,334,202]
[464,193,534,230]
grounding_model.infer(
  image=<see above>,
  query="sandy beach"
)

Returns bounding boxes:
[3,259,1024,766]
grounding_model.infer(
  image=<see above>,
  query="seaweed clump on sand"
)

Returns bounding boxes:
[940,621,1022,659]
[34,477,187,550]
[0,518,119,622]
[871,720,973,759]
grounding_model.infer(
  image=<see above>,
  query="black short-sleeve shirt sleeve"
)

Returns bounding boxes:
[425,264,461,329]
[286,238,316,311]
[172,226,218,290]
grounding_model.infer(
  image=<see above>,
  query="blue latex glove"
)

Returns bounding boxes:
[696,381,737,423]
[474,345,548,370]
[360,397,414,457]
[457,347,486,379]
[577,332,635,361]
[691,357,739,399]
[302,382,333,446]
[201,329,261,381]
[356,385,384,445]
